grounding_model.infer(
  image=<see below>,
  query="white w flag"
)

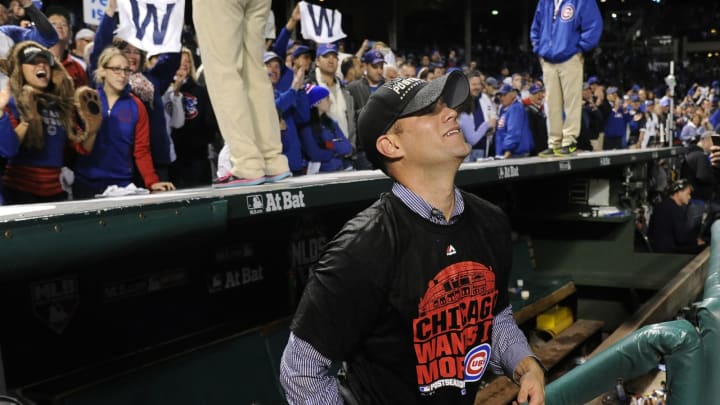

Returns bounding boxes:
[299,1,346,43]
[116,0,184,55]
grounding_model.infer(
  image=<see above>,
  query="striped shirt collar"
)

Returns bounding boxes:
[391,182,465,225]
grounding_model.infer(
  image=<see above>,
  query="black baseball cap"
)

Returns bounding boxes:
[358,71,470,170]
[20,45,55,66]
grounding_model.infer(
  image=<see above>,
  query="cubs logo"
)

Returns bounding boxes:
[561,4,575,21]
[183,93,199,120]
[497,116,506,128]
[464,343,491,382]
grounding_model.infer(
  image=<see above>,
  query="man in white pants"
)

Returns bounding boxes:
[194,0,290,187]
[531,0,603,157]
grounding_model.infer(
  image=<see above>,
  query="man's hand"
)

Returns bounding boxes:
[360,39,370,51]
[150,182,176,192]
[286,4,301,30]
[710,145,720,167]
[512,356,545,405]
[0,80,10,116]
[291,66,306,91]
[106,0,117,16]
[173,68,187,94]
[594,86,605,101]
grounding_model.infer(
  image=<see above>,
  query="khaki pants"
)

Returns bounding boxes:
[591,133,605,151]
[193,0,288,179]
[540,53,584,148]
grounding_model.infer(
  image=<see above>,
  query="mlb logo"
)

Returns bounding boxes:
[247,195,264,210]
[31,275,79,334]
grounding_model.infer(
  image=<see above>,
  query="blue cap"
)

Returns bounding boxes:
[529,83,545,94]
[485,77,500,89]
[630,94,640,102]
[263,51,281,64]
[646,99,655,106]
[305,84,330,107]
[292,45,312,59]
[713,80,719,88]
[588,76,599,85]
[660,97,671,107]
[606,86,618,95]
[316,43,338,58]
[632,84,641,92]
[446,67,462,74]
[497,83,517,95]
[362,50,385,65]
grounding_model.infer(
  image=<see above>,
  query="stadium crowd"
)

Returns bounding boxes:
[0,0,717,204]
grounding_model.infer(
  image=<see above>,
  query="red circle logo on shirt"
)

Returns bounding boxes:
[464,343,491,382]
[561,5,575,21]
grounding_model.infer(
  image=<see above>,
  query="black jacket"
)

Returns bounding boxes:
[524,102,548,155]
[682,144,719,201]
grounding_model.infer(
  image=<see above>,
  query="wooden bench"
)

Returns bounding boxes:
[474,319,604,405]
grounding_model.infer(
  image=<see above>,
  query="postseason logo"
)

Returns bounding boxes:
[386,77,424,100]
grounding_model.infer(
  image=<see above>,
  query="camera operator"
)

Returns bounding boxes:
[648,179,707,254]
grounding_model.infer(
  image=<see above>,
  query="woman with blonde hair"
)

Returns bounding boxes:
[89,0,180,182]
[72,46,174,198]
[166,47,218,188]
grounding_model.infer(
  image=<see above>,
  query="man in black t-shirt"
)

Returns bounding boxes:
[280,72,545,404]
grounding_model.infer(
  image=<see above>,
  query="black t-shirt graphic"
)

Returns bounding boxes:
[413,260,498,394]
[292,192,512,404]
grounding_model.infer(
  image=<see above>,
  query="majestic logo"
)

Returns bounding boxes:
[561,5,575,21]
[464,343,491,382]
[446,244,457,256]
[413,261,498,395]
[31,275,79,334]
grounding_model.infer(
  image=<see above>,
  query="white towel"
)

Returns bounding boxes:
[95,184,150,198]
